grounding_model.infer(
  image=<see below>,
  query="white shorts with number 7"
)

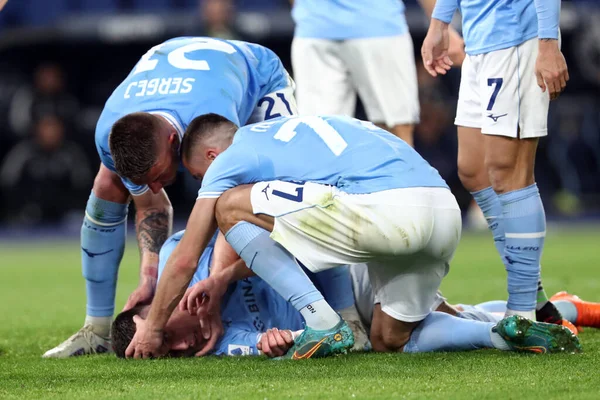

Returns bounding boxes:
[249,180,462,322]
[454,38,549,139]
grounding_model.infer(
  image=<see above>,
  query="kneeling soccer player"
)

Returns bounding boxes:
[125,115,580,359]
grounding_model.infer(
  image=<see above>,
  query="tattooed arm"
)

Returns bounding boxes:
[122,189,173,311]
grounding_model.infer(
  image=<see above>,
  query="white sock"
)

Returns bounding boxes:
[339,304,361,323]
[490,328,511,351]
[300,299,341,331]
[505,309,535,321]
[84,316,112,338]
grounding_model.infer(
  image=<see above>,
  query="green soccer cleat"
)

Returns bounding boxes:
[493,315,582,354]
[277,320,354,360]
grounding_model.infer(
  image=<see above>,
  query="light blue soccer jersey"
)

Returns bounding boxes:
[292,0,407,40]
[158,231,303,356]
[198,115,448,199]
[432,0,560,55]
[95,37,289,195]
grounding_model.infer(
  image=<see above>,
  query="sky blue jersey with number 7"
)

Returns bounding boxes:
[95,37,291,196]
[198,115,448,200]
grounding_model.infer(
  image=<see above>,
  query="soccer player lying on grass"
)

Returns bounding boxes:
[113,231,591,358]
[112,230,371,357]
[125,114,580,359]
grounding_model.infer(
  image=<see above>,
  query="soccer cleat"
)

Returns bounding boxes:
[493,315,582,354]
[536,301,563,324]
[277,320,354,360]
[42,325,112,358]
[551,291,600,328]
[339,314,371,352]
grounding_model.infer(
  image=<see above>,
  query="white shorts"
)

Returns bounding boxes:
[291,35,420,127]
[348,264,447,330]
[247,73,298,124]
[455,38,549,138]
[250,181,462,322]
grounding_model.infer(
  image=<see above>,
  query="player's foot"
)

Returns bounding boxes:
[344,318,371,352]
[277,320,354,360]
[551,291,600,328]
[42,325,111,358]
[493,315,582,354]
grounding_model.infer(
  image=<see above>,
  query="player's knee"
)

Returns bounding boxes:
[92,167,129,204]
[215,187,246,233]
[370,320,414,353]
[457,157,488,192]
[485,158,532,194]
[371,328,412,353]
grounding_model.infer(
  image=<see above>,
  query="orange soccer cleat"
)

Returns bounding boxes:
[551,291,600,329]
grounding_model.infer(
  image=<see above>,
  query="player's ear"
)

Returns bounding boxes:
[207,149,217,161]
[168,131,178,145]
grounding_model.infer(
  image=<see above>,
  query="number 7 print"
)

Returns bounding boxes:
[486,78,503,111]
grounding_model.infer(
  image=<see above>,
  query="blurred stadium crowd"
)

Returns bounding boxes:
[0,0,599,229]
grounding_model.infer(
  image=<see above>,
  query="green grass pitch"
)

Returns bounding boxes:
[1,228,599,399]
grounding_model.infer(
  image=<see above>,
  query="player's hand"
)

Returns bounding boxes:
[179,274,227,317]
[193,307,224,357]
[536,39,569,101]
[122,276,156,311]
[421,19,453,77]
[257,328,296,358]
[125,315,168,359]
[447,27,466,67]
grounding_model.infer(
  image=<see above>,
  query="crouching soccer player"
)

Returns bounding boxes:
[44,37,298,358]
[124,114,580,359]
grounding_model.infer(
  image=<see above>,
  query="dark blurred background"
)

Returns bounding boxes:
[0,0,599,234]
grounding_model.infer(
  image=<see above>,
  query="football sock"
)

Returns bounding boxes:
[308,266,355,311]
[403,312,496,353]
[554,300,578,324]
[471,187,505,256]
[226,221,340,330]
[536,281,550,310]
[84,316,111,338]
[499,184,545,315]
[82,192,128,320]
[455,304,503,323]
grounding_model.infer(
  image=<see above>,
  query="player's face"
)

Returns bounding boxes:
[144,133,180,194]
[162,308,205,357]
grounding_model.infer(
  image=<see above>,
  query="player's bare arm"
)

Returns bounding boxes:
[417,0,465,66]
[122,189,173,311]
[180,257,254,316]
[421,18,453,77]
[534,0,568,101]
[125,197,218,359]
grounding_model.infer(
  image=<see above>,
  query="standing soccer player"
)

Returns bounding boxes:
[421,0,569,321]
[290,0,466,146]
[43,37,297,358]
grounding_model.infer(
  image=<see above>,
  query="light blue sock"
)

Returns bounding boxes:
[82,192,128,317]
[474,300,507,314]
[306,266,355,311]
[499,184,545,312]
[472,187,548,311]
[471,187,505,256]
[456,304,503,323]
[225,222,323,311]
[554,300,578,324]
[404,312,495,353]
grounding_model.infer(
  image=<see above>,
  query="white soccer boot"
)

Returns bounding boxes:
[340,305,371,352]
[42,325,112,358]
